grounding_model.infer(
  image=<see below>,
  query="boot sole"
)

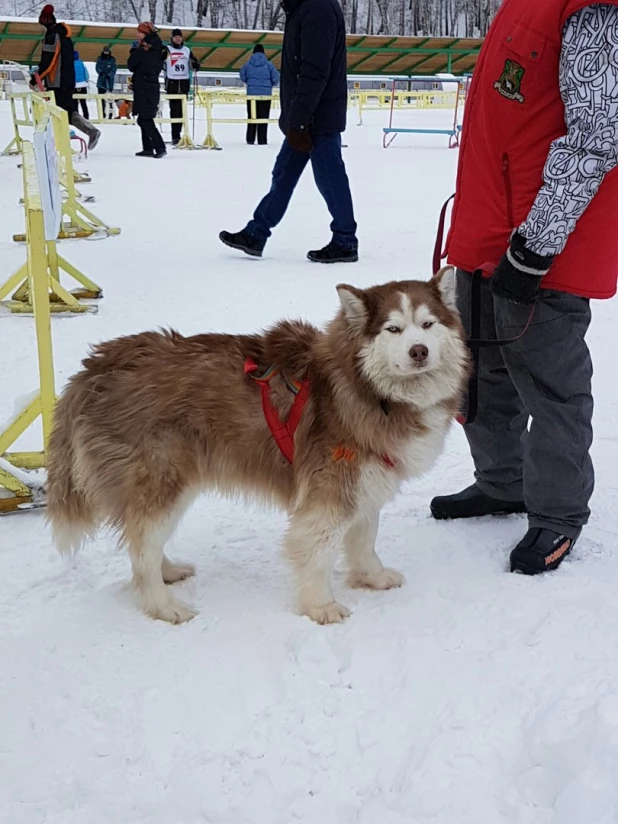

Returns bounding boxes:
[431,504,526,521]
[510,552,571,576]
[307,254,359,264]
[220,237,263,258]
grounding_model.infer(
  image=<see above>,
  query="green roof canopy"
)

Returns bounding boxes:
[0,18,482,75]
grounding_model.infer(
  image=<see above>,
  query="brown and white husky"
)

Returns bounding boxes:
[46,267,469,625]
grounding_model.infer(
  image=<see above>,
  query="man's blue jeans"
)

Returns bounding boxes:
[245,133,358,249]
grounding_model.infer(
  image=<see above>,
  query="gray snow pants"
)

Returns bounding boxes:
[457,269,594,539]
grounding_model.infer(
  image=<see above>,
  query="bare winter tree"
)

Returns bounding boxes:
[0,0,501,37]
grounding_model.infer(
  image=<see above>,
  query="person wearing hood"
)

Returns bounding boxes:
[164,28,199,146]
[96,45,117,119]
[73,49,89,118]
[128,23,167,158]
[239,44,279,145]
[31,4,101,149]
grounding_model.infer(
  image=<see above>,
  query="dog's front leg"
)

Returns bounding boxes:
[284,511,350,625]
[345,509,406,591]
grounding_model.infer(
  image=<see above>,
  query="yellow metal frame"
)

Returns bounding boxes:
[0,105,103,314]
[201,93,280,150]
[2,92,93,186]
[73,91,200,149]
[1,91,33,155]
[0,140,56,511]
[197,86,462,145]
[355,89,457,125]
[10,97,121,241]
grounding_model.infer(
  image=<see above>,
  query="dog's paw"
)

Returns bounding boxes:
[348,567,406,590]
[162,561,196,584]
[145,596,197,625]
[302,601,351,625]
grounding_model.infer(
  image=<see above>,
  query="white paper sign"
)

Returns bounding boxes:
[33,117,61,242]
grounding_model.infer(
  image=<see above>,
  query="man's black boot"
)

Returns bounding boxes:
[430,484,526,520]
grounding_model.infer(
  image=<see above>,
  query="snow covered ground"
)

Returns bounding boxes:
[2,100,618,824]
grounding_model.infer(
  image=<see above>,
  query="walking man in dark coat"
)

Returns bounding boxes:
[128,22,167,158]
[220,0,358,263]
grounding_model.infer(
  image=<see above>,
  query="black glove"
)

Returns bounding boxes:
[287,126,312,153]
[490,232,554,306]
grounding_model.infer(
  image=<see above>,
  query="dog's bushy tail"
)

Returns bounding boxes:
[45,393,96,556]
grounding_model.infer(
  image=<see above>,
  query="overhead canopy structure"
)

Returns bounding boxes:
[0,17,482,75]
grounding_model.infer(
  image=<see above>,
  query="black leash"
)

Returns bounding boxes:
[433,196,536,425]
[461,267,535,425]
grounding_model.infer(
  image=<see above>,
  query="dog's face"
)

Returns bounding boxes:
[336,268,467,403]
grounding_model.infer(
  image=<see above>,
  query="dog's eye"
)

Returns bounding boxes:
[422,321,435,330]
[386,326,401,334]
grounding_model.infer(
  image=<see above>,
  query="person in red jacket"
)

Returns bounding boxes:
[431,0,618,574]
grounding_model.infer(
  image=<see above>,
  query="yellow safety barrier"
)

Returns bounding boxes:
[356,90,457,125]
[0,108,103,314]
[0,139,57,512]
[73,91,199,148]
[1,90,33,155]
[201,93,280,150]
[2,91,91,184]
[10,97,120,241]
[196,88,280,108]
[196,86,458,145]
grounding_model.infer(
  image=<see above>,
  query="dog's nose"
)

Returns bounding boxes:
[410,344,428,363]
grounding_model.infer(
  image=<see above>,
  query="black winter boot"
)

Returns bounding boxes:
[510,528,576,575]
[430,484,526,520]
[307,242,358,263]
[219,230,265,258]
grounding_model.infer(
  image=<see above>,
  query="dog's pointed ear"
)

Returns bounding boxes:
[433,266,457,311]
[336,284,367,327]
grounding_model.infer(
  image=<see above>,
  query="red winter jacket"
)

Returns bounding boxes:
[446,0,618,300]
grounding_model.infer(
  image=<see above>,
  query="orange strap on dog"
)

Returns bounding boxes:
[244,358,310,464]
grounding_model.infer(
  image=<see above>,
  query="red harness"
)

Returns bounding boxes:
[245,358,396,469]
[244,358,310,464]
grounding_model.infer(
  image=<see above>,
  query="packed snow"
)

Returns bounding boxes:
[2,100,618,824]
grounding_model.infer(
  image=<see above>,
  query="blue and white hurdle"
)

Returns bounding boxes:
[382,74,470,149]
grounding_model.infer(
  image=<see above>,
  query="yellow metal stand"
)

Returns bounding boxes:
[0,106,102,315]
[72,91,202,149]
[1,92,32,155]
[10,97,119,242]
[175,96,200,149]
[202,95,221,150]
[0,141,57,512]
[0,237,101,313]
[201,93,279,150]
[26,100,120,240]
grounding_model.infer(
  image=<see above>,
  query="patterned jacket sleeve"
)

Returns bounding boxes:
[518,4,618,257]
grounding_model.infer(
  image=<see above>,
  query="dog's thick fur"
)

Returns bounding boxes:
[46,268,469,624]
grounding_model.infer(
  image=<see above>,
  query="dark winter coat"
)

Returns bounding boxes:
[96,52,117,91]
[279,0,348,135]
[240,52,280,97]
[127,34,166,119]
[36,22,76,113]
